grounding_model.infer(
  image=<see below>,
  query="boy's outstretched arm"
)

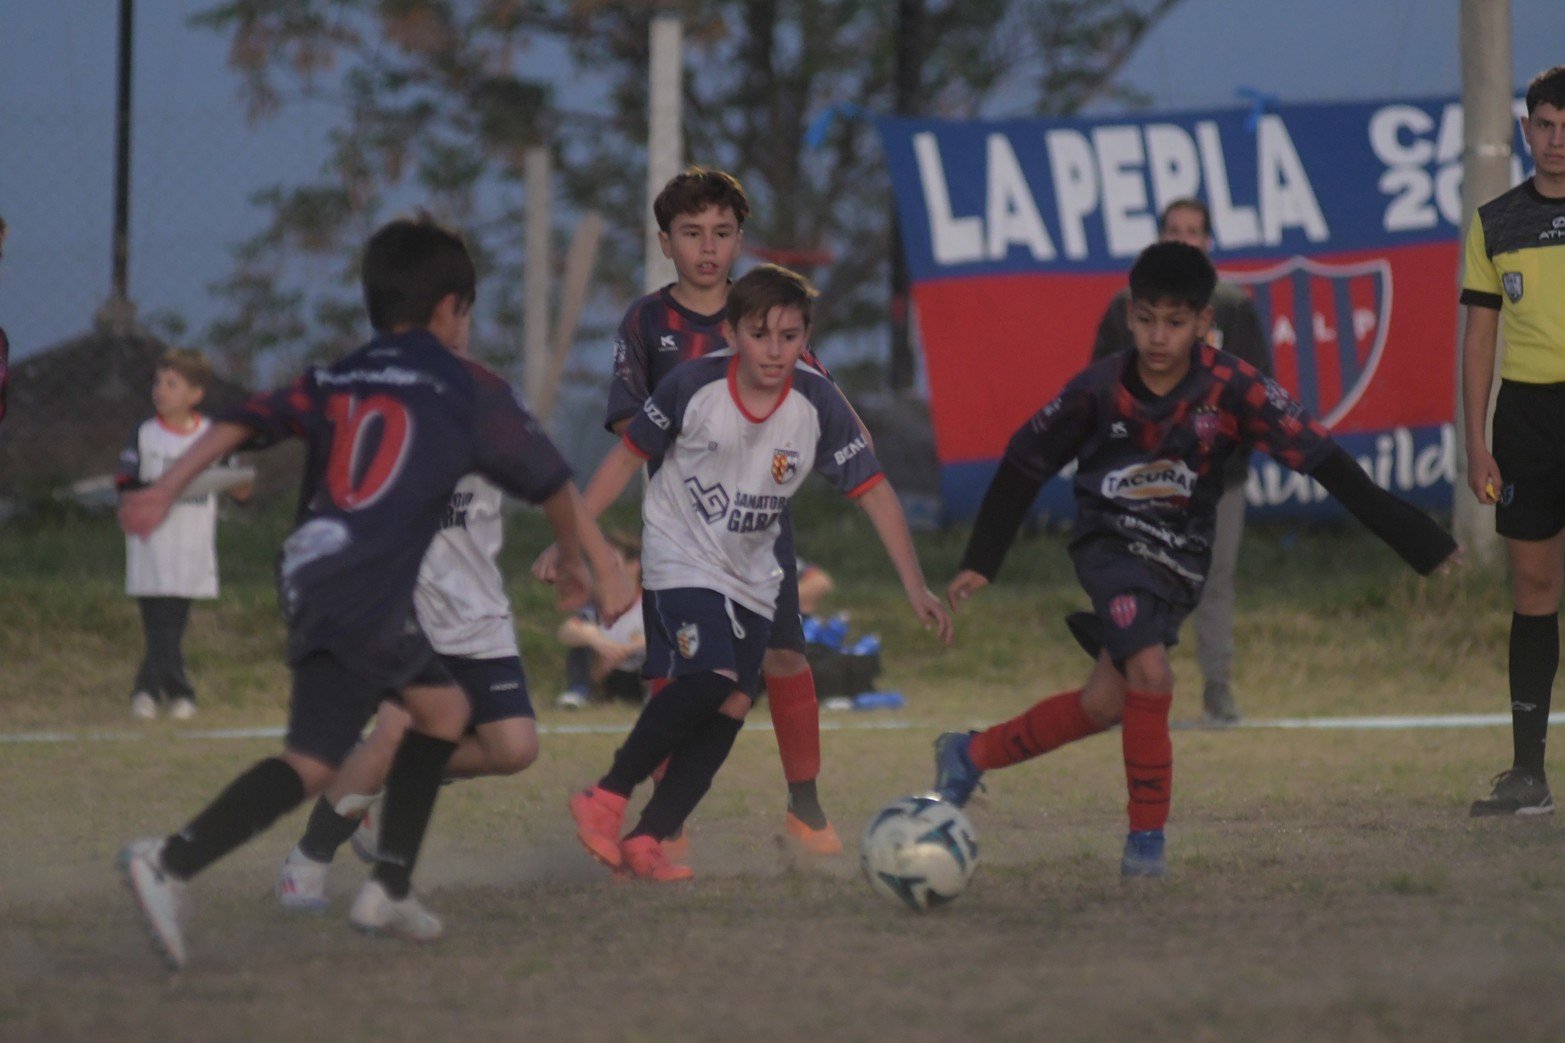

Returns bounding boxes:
[532,440,645,584]
[948,458,1046,610]
[854,480,954,645]
[119,421,255,538]
[1308,445,1459,574]
[539,482,635,624]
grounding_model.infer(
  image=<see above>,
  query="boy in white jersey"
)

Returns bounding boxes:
[568,265,953,881]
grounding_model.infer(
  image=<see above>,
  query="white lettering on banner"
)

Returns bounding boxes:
[1370,103,1465,231]
[913,116,1330,267]
[986,134,1056,260]
[914,132,983,265]
[1245,425,1455,507]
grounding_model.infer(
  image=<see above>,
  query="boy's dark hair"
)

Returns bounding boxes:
[157,348,214,391]
[1159,198,1211,237]
[653,167,750,233]
[362,213,476,332]
[1128,241,1217,310]
[726,264,819,329]
[1526,66,1565,115]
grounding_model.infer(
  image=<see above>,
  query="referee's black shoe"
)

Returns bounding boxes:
[1470,768,1554,817]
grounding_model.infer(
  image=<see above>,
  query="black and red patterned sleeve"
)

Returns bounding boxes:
[217,372,319,450]
[1226,359,1333,473]
[466,359,572,504]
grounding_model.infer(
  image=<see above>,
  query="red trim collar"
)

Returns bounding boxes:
[726,356,791,423]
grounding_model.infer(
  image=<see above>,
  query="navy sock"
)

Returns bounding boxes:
[1510,612,1558,776]
[372,731,457,900]
[297,796,361,863]
[160,758,306,879]
[600,673,734,797]
[628,712,744,841]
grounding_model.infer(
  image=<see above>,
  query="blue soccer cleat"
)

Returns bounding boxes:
[1121,828,1167,878]
[932,732,985,807]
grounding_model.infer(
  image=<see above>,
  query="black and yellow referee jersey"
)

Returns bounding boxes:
[1461,179,1565,383]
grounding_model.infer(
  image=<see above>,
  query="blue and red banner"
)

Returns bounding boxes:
[878,97,1534,520]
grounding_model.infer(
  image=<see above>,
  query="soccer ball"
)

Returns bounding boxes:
[860,794,979,911]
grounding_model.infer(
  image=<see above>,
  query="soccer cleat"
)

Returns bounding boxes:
[555,690,589,711]
[348,797,382,864]
[661,829,691,862]
[1470,769,1555,817]
[569,786,628,868]
[348,880,443,942]
[131,692,158,720]
[620,834,693,882]
[276,847,330,912]
[118,838,187,970]
[169,698,197,721]
[784,812,843,855]
[932,731,985,807]
[1121,829,1167,878]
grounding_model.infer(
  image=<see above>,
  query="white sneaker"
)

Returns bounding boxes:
[349,880,443,942]
[276,847,330,912]
[348,795,382,865]
[118,838,186,969]
[131,693,158,720]
[169,698,197,721]
[556,690,589,710]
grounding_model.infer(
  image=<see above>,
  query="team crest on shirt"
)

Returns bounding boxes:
[1192,407,1220,448]
[1502,271,1524,304]
[771,448,800,484]
[1109,594,1139,629]
[1224,255,1391,429]
[676,622,700,659]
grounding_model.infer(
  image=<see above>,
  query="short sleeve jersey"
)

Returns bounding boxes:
[117,415,219,599]
[1460,179,1565,383]
[623,355,881,618]
[605,284,831,431]
[412,475,518,660]
[1007,346,1332,601]
[225,330,569,684]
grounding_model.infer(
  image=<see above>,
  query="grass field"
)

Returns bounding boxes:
[4,497,1564,1041]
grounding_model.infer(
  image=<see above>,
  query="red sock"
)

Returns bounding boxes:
[1121,689,1173,831]
[968,690,1101,771]
[649,677,672,783]
[765,669,821,783]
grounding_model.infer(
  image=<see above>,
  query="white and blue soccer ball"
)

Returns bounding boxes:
[860,794,979,911]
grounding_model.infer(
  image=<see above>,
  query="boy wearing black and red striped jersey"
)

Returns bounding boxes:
[116,215,631,968]
[584,168,848,853]
[934,241,1456,878]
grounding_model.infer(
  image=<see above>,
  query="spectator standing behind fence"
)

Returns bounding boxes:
[1090,198,1272,726]
[557,531,648,710]
[115,349,250,720]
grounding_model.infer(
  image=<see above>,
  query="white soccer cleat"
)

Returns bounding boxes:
[169,698,197,721]
[118,838,187,970]
[131,693,158,720]
[347,795,382,864]
[348,880,443,943]
[276,847,330,912]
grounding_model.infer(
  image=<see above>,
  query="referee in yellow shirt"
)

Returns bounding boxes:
[1462,65,1565,817]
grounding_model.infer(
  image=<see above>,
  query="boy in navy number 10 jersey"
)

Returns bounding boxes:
[116,215,631,968]
[934,241,1457,878]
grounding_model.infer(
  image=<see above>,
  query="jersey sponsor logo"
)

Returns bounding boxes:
[1109,594,1138,629]
[612,337,628,369]
[1128,540,1204,584]
[1117,512,1200,551]
[1543,216,1565,242]
[489,680,521,692]
[684,475,730,524]
[1225,255,1390,429]
[1109,421,1128,439]
[643,398,672,430]
[676,622,700,659]
[1502,271,1524,303]
[832,434,868,468]
[1102,459,1197,500]
[659,334,678,352]
[727,491,786,533]
[772,448,800,483]
[439,490,475,531]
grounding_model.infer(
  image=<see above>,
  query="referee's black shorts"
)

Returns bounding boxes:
[1493,379,1565,541]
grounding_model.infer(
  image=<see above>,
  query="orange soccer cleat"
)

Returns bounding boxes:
[569,786,628,868]
[661,829,691,862]
[784,812,843,856]
[620,834,694,882]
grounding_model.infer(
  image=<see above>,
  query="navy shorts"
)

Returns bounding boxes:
[1493,381,1565,541]
[442,654,534,726]
[286,649,453,768]
[643,587,771,697]
[768,511,806,654]
[1068,541,1192,665]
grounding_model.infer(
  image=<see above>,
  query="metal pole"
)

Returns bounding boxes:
[523,146,552,401]
[888,0,923,392]
[1453,0,1512,563]
[112,0,134,304]
[644,14,683,293]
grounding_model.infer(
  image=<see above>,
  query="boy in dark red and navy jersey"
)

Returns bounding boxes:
[583,168,848,854]
[115,215,631,969]
[934,241,1457,878]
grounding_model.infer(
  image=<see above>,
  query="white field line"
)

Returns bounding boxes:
[0,712,1555,746]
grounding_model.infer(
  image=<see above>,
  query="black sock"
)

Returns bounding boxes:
[600,673,734,797]
[628,713,744,841]
[1510,612,1558,776]
[787,780,827,830]
[372,731,457,900]
[297,796,362,863]
[161,758,306,879]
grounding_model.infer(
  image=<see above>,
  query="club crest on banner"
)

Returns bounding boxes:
[1109,594,1138,629]
[771,448,800,484]
[1223,255,1391,430]
[677,622,700,659]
